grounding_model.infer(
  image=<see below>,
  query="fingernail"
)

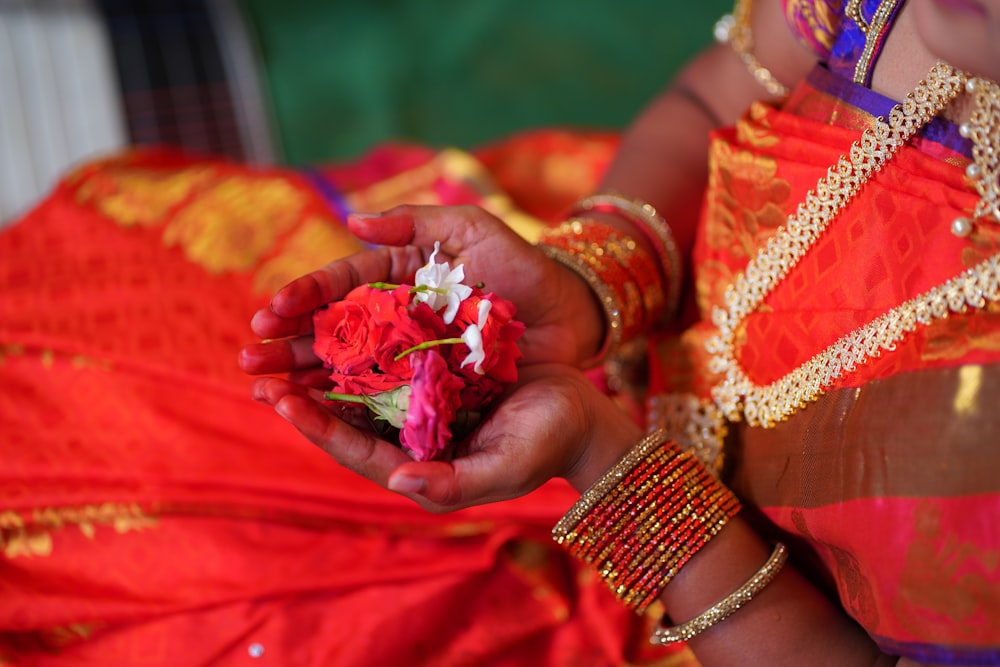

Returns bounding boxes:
[348,211,383,221]
[274,401,292,422]
[388,474,425,495]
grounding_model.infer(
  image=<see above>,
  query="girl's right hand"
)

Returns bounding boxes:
[239,204,607,382]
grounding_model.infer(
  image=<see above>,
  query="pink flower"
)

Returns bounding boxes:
[400,350,465,462]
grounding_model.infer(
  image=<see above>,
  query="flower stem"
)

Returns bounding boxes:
[322,391,369,403]
[394,337,465,361]
[368,281,401,290]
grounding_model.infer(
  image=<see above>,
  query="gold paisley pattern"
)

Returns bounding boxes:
[163,176,308,274]
[699,129,792,312]
[1,503,158,559]
[75,166,214,228]
[895,502,1000,638]
[251,216,364,295]
[0,510,52,558]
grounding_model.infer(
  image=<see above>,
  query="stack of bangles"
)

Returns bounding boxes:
[535,192,682,364]
[552,430,788,645]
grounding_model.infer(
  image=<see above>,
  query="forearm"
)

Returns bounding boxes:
[659,519,896,667]
[595,44,744,259]
[562,431,901,667]
[587,0,817,270]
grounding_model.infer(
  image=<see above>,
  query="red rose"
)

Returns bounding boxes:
[315,284,445,394]
[400,350,465,461]
[457,375,504,414]
[313,295,376,375]
[326,367,409,395]
[367,287,446,381]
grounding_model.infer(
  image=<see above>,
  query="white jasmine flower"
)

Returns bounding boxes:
[461,299,492,374]
[413,242,473,324]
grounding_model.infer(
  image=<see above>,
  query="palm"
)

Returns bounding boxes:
[251,364,639,513]
[239,205,602,379]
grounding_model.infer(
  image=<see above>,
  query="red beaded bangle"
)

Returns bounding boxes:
[570,193,683,322]
[553,431,742,614]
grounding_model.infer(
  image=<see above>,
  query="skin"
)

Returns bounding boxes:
[911,0,1000,81]
[240,2,996,664]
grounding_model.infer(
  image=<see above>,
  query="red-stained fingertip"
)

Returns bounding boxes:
[347,209,415,246]
[387,472,426,495]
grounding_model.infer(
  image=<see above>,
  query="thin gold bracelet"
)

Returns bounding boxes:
[650,542,788,645]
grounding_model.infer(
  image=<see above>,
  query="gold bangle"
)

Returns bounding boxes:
[552,429,672,541]
[537,219,664,366]
[572,193,683,321]
[538,243,626,361]
[714,0,789,98]
[650,542,789,645]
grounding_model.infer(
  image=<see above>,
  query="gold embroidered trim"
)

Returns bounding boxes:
[707,62,975,427]
[1,503,158,559]
[646,392,728,477]
[714,255,1000,428]
[846,0,904,85]
[963,77,1000,223]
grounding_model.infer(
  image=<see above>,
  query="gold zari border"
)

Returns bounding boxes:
[706,63,979,427]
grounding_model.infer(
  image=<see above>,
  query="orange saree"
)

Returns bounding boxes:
[0,135,691,666]
[649,65,1000,663]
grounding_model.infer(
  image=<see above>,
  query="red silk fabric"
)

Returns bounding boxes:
[650,75,1000,662]
[0,137,691,666]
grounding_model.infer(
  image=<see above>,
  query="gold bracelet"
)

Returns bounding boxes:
[537,219,664,366]
[650,542,789,645]
[572,193,683,321]
[714,0,789,98]
[538,244,626,361]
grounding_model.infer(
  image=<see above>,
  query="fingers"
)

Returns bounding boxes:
[255,204,524,340]
[239,336,319,375]
[348,204,521,264]
[265,247,403,323]
[386,445,532,512]
[249,306,314,341]
[252,377,412,487]
[250,375,543,513]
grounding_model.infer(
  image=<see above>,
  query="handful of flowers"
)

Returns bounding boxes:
[313,243,525,461]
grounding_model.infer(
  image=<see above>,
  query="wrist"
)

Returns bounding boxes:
[537,219,665,368]
[562,419,643,493]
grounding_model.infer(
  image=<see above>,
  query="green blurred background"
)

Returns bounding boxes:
[239,0,731,164]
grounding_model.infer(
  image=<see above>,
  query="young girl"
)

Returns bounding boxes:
[247,1,1000,664]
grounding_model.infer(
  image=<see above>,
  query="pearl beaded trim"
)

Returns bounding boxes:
[706,62,1000,428]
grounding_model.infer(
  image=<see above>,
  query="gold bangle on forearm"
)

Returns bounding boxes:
[571,193,683,322]
[650,542,789,645]
[537,219,665,365]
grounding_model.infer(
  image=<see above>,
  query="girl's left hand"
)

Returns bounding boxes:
[250,363,641,511]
